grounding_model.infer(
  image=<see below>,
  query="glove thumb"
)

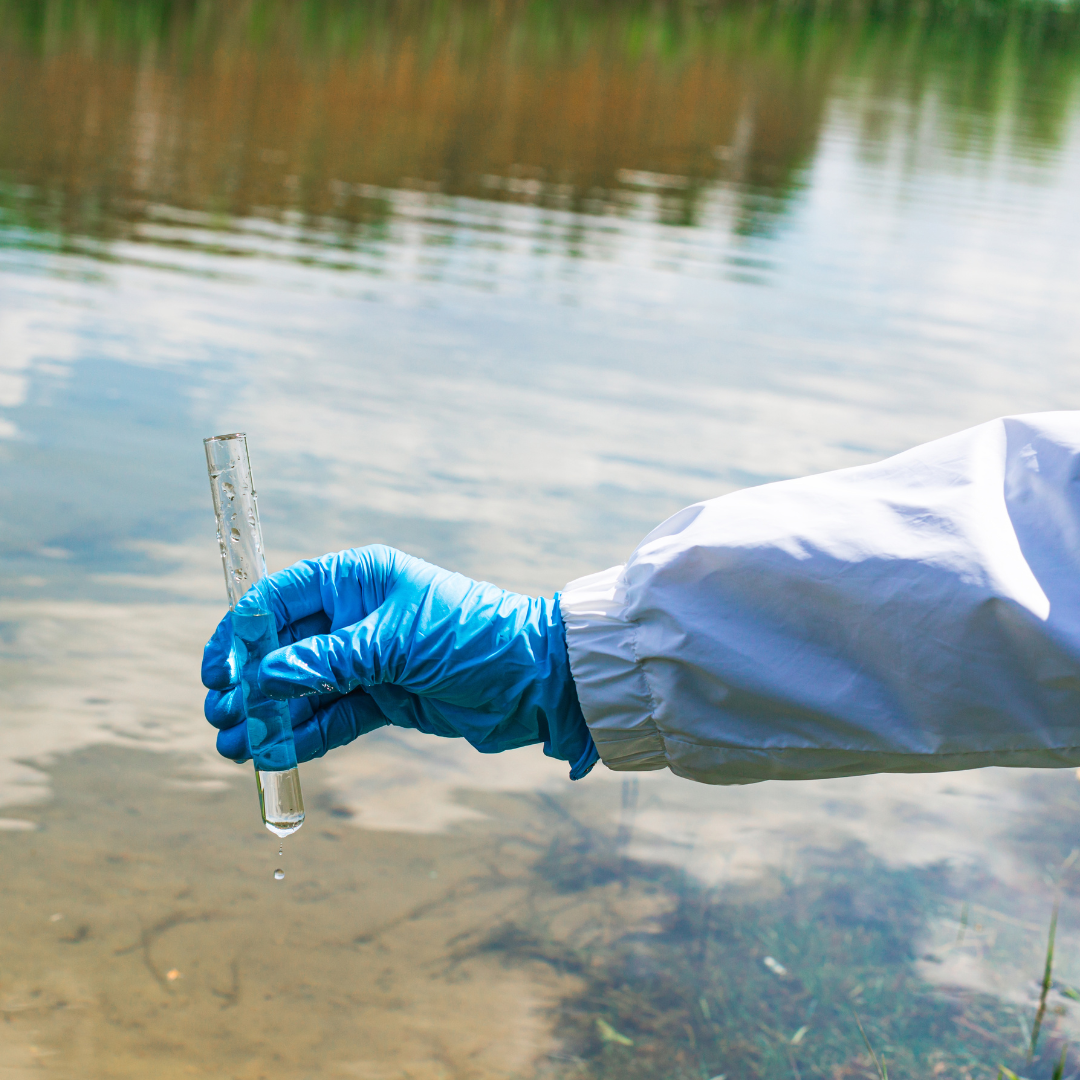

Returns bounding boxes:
[258,621,384,699]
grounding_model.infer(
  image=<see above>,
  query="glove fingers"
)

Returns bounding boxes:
[246,560,330,627]
[202,605,339,690]
[250,547,455,700]
[235,547,406,634]
[205,686,327,733]
[291,688,389,762]
[276,608,333,648]
[207,687,339,755]
[204,686,244,730]
[216,721,250,763]
[201,613,236,690]
[257,620,385,699]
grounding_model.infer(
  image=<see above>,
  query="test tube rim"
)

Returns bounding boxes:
[204,432,248,446]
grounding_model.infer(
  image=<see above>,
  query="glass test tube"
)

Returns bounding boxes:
[204,433,305,838]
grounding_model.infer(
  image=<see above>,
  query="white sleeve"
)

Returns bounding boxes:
[560,412,1080,784]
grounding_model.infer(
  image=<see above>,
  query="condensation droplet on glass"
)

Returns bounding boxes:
[232,567,247,582]
[230,528,241,543]
[274,869,285,881]
[223,482,235,501]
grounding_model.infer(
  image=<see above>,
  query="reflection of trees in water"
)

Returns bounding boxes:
[0,0,1077,251]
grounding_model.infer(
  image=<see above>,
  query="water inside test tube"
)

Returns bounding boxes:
[256,768,304,837]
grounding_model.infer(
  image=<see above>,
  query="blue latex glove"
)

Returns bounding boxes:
[202,546,599,779]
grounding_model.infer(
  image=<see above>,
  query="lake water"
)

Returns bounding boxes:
[3,1,1080,1076]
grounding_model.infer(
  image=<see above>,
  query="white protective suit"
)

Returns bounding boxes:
[560,412,1080,783]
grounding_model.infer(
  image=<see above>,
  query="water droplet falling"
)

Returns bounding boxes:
[274,869,285,881]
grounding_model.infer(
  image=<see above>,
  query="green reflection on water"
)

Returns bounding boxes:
[1,0,1078,254]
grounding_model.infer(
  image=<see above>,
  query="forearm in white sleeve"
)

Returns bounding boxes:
[560,412,1080,784]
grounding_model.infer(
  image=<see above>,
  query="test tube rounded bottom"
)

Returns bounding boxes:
[256,768,305,838]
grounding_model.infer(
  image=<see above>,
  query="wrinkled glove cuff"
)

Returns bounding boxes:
[548,594,600,780]
[569,734,600,779]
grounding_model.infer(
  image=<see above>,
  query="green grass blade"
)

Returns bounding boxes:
[1052,1043,1069,1080]
[852,1009,886,1080]
[1030,901,1059,1061]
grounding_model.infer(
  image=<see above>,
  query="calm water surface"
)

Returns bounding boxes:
[2,2,1080,1076]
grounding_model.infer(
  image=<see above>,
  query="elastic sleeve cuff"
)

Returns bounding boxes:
[558,566,667,772]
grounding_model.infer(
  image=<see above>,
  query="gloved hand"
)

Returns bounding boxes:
[202,546,599,779]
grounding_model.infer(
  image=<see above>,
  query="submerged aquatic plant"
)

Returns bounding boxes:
[853,1008,888,1080]
[459,801,1065,1080]
[1029,902,1060,1062]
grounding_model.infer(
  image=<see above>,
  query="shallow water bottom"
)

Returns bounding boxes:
[0,746,595,1079]
[6,744,1080,1079]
